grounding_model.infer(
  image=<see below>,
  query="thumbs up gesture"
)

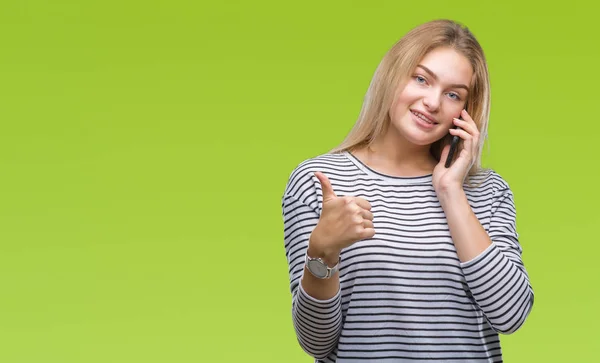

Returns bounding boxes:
[308,172,375,262]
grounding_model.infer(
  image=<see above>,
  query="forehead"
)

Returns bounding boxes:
[418,47,474,85]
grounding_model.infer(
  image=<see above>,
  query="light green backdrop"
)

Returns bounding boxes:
[0,0,598,362]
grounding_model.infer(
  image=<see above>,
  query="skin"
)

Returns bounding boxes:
[302,47,493,300]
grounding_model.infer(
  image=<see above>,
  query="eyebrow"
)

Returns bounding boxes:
[416,65,470,92]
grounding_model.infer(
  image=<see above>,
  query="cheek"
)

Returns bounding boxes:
[396,84,419,104]
[442,104,464,124]
[390,88,415,118]
[389,98,403,120]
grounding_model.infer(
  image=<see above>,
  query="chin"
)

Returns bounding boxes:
[392,120,446,147]
[404,134,439,146]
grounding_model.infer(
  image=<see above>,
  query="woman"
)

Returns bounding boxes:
[281,19,534,362]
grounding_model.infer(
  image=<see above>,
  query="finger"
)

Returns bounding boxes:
[448,127,473,143]
[450,130,475,170]
[452,117,478,136]
[363,219,374,229]
[459,110,480,133]
[353,197,372,211]
[452,120,480,159]
[314,172,337,201]
[440,143,451,164]
[359,227,376,240]
[461,111,480,152]
[361,209,374,221]
[462,132,474,159]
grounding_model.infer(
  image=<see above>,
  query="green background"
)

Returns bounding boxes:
[0,0,598,362]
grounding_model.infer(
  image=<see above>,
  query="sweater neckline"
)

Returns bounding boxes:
[343,151,433,186]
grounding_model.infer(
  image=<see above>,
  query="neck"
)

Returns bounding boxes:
[357,130,437,177]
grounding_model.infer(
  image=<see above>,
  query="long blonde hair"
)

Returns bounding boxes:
[331,19,491,177]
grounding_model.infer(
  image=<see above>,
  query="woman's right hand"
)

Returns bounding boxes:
[308,172,376,264]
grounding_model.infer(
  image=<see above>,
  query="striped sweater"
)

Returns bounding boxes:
[281,151,534,362]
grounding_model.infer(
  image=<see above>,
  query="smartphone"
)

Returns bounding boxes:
[444,126,460,168]
[444,110,466,168]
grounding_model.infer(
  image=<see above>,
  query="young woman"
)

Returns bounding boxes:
[282,19,534,362]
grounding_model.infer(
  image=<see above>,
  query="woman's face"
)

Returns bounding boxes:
[389,47,474,146]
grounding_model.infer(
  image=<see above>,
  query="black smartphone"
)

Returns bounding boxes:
[444,111,466,168]
[444,126,460,168]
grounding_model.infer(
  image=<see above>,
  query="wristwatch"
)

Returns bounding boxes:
[305,252,340,279]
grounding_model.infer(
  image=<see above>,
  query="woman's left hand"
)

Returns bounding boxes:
[432,109,480,194]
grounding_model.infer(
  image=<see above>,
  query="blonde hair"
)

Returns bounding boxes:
[331,19,491,178]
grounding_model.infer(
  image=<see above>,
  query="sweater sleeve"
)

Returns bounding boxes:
[282,192,343,359]
[460,185,534,334]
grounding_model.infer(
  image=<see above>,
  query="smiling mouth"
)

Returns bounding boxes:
[411,111,438,124]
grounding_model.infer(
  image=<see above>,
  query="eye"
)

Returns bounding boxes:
[414,75,427,84]
[447,92,461,101]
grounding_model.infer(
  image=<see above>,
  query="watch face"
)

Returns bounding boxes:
[307,259,328,278]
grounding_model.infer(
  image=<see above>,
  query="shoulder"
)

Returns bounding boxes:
[283,152,351,198]
[289,151,353,177]
[466,167,515,198]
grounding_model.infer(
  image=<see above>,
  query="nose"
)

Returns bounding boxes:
[422,89,441,112]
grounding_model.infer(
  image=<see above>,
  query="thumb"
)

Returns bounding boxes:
[440,143,451,164]
[314,172,337,201]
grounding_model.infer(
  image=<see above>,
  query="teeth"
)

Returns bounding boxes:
[413,111,433,124]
